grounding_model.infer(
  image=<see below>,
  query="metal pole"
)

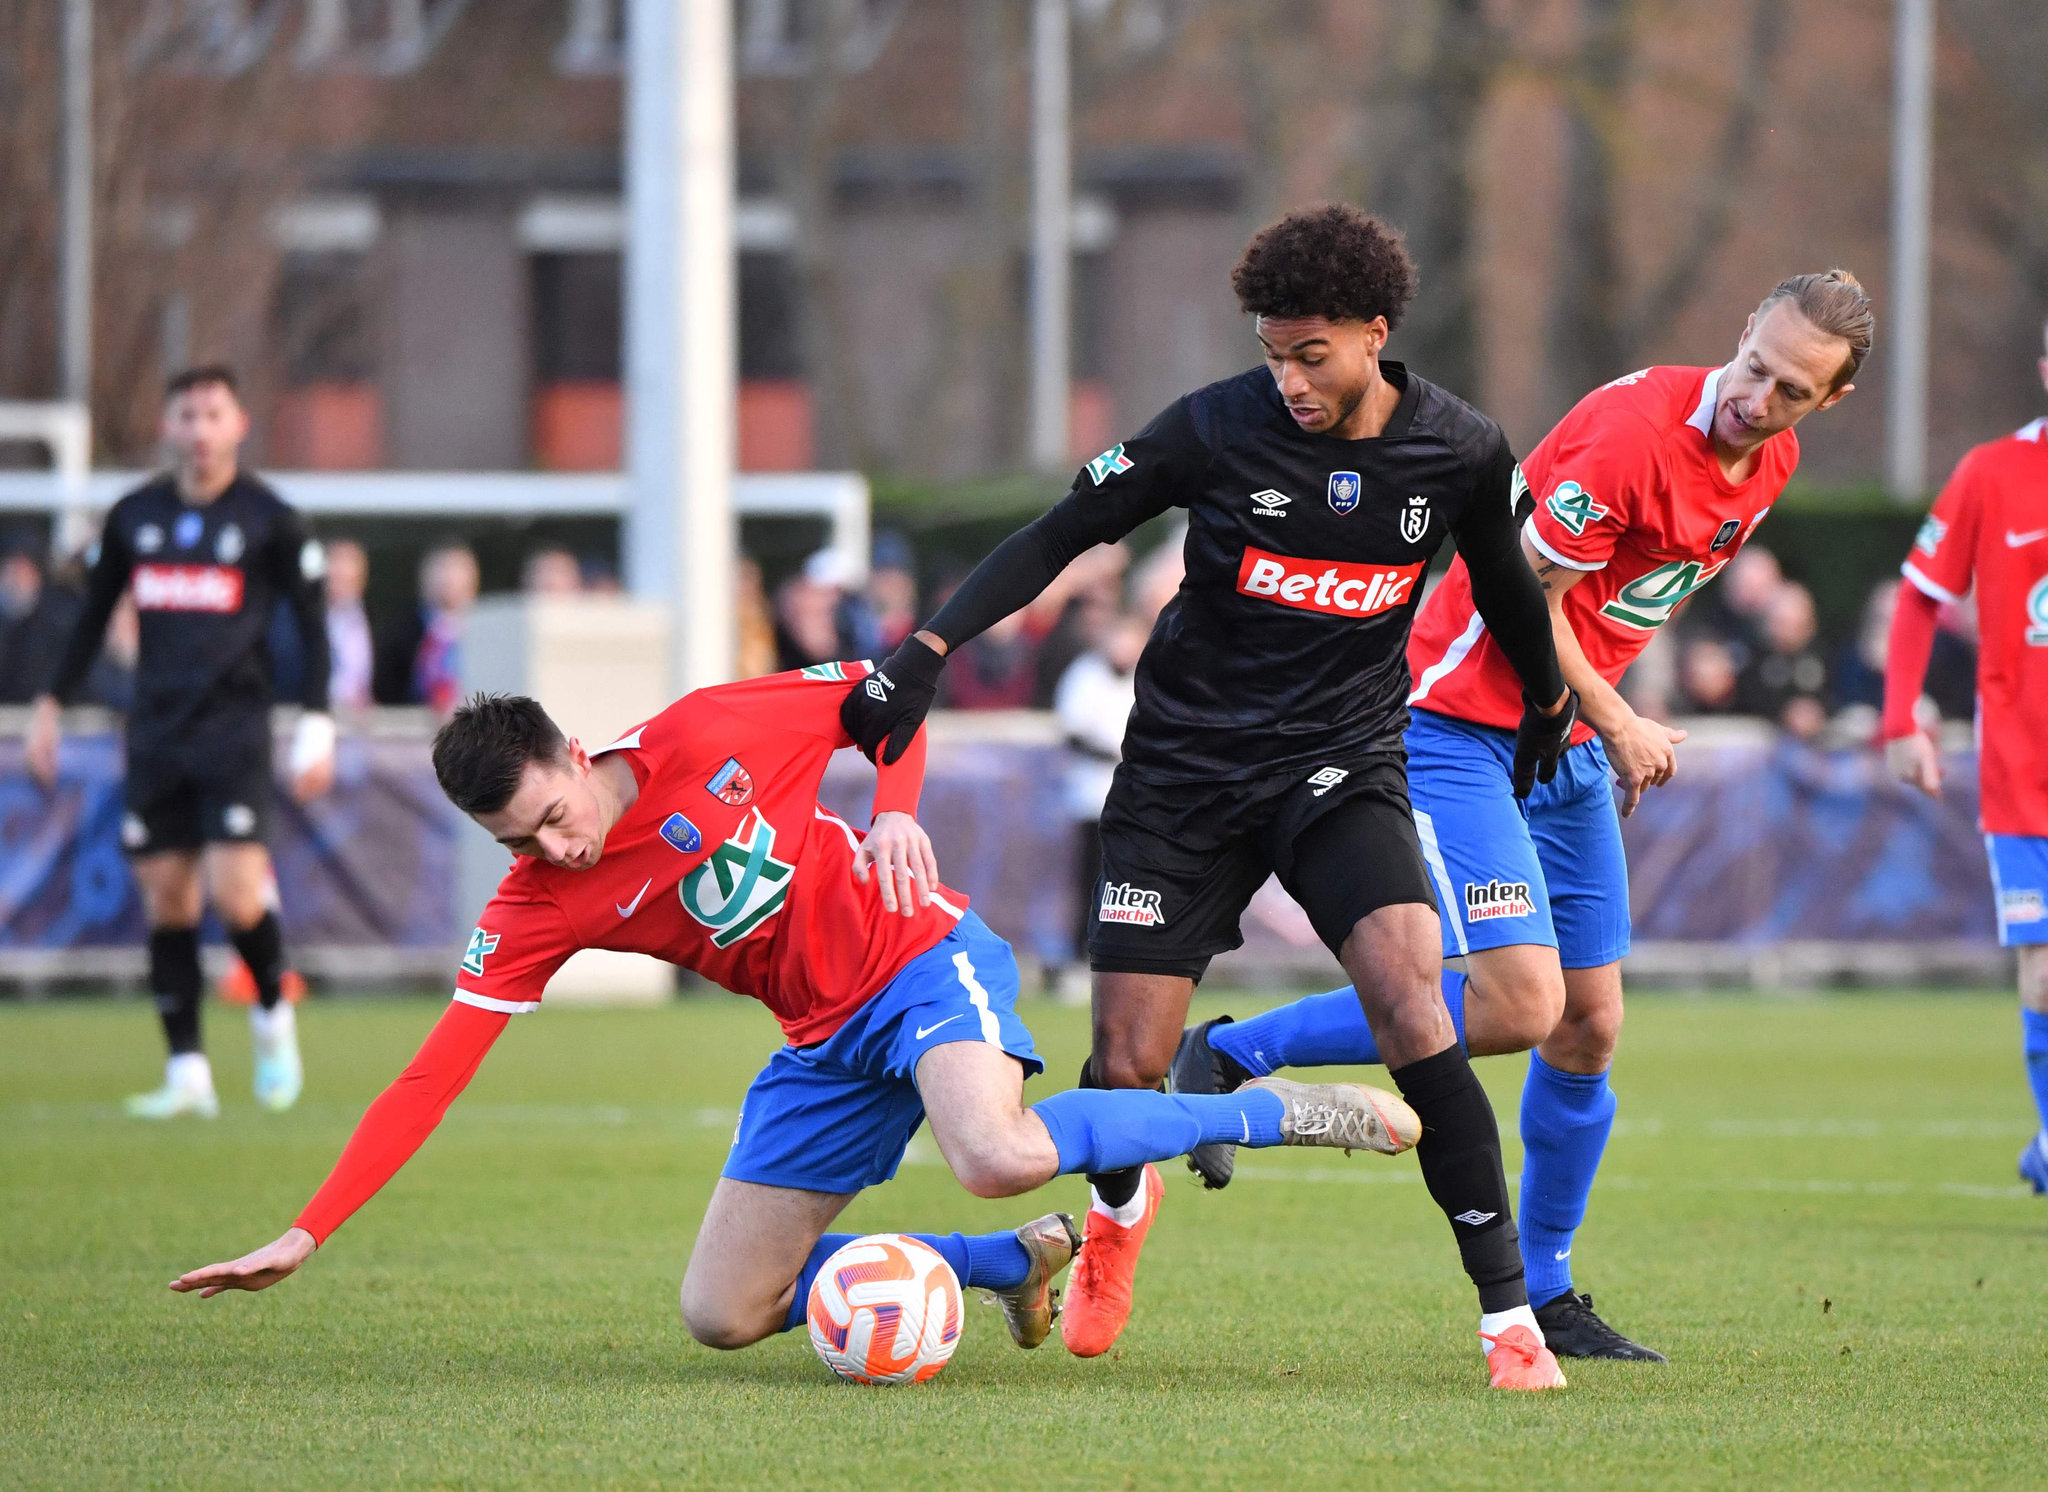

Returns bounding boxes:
[1886,0,1933,502]
[625,0,736,692]
[1028,0,1071,473]
[60,0,92,407]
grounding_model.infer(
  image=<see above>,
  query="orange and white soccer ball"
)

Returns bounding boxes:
[806,1234,963,1385]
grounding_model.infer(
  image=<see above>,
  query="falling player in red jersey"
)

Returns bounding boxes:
[1885,323,2048,1197]
[167,664,1419,1355]
[1175,272,1875,1362]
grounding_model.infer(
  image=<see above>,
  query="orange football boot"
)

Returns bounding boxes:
[1059,1163,1164,1357]
[1482,1323,1569,1390]
[218,960,307,1005]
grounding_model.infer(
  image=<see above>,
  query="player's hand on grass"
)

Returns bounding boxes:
[1511,689,1579,799]
[1600,707,1688,819]
[1886,730,1943,798]
[25,694,60,790]
[170,1226,317,1297]
[842,635,946,765]
[854,810,940,917]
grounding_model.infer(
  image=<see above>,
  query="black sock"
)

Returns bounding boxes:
[1388,1044,1528,1314]
[229,910,286,1010]
[1078,1056,1145,1210]
[149,926,204,1056]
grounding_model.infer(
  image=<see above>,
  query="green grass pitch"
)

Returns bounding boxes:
[4,990,2045,1489]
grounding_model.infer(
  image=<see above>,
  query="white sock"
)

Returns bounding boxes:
[1090,1182,1149,1228]
[249,1000,295,1048]
[1479,1303,1542,1355]
[166,1052,214,1093]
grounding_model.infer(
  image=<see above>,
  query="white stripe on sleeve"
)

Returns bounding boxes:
[1900,560,1962,606]
[452,989,541,1015]
[1523,515,1605,572]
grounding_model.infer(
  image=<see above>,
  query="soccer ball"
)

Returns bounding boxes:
[806,1234,963,1385]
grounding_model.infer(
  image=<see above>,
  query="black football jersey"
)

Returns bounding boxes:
[48,472,330,741]
[1041,364,1542,781]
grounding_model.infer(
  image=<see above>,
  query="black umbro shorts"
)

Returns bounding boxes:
[121,721,274,856]
[1087,752,1438,982]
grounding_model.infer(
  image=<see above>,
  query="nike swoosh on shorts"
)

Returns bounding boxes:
[616,879,652,917]
[915,1014,966,1040]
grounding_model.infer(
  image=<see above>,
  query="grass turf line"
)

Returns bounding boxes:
[2,992,2044,1490]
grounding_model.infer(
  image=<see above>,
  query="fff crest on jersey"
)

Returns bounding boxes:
[706,757,755,806]
[1400,494,1431,544]
[660,812,703,854]
[173,511,204,549]
[1709,518,1741,552]
[1327,471,1361,515]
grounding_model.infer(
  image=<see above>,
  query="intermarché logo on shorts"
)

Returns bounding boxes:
[1464,879,1536,921]
[1099,882,1166,926]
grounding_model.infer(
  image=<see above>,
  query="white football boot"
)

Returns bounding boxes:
[125,1053,220,1120]
[250,1001,304,1113]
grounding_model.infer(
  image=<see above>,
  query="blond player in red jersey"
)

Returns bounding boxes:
[165,665,1418,1356]
[1884,324,2048,1196]
[1175,272,1874,1360]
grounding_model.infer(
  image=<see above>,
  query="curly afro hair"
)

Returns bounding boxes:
[1230,204,1419,330]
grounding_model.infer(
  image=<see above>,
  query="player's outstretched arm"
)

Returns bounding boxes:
[167,1001,511,1298]
[853,811,941,917]
[1523,535,1685,817]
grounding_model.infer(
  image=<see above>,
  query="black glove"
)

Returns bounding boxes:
[841,635,947,765]
[1511,688,1579,799]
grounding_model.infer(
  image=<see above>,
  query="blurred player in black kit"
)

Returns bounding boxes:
[842,206,1577,1389]
[27,366,336,1119]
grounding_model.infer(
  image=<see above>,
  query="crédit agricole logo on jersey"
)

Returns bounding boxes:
[1599,558,1731,630]
[679,808,796,948]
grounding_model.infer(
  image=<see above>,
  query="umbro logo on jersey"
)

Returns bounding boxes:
[660,813,703,854]
[1099,881,1166,927]
[2005,528,2048,548]
[1249,489,1292,518]
[1307,767,1350,797]
[1328,471,1361,515]
[1237,548,1424,619]
[1465,879,1537,921]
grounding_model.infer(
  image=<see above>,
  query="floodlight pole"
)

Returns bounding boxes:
[60,0,92,407]
[1886,0,1934,502]
[625,0,736,691]
[1028,0,1071,473]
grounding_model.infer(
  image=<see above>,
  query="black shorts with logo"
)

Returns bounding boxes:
[121,718,274,856]
[1087,753,1439,981]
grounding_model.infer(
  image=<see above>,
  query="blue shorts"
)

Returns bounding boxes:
[721,910,1042,1195]
[1406,709,1631,969]
[1986,835,2048,947]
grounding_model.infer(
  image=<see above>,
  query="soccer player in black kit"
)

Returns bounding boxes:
[27,366,335,1120]
[843,206,1578,1389]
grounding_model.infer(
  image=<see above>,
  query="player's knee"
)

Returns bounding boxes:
[1091,1050,1168,1092]
[1493,977,1567,1052]
[678,1282,770,1350]
[1555,995,1623,1064]
[947,1138,1045,1200]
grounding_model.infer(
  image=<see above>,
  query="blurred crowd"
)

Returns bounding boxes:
[0,526,1979,751]
[1611,545,1977,743]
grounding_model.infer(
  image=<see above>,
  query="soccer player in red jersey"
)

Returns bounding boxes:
[1884,324,2048,1197]
[168,664,1418,1354]
[1176,272,1875,1359]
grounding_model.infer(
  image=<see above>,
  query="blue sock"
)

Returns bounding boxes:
[1207,970,1469,1075]
[2022,1009,2048,1135]
[781,1229,1032,1332]
[1518,1051,1617,1307]
[1031,1086,1285,1176]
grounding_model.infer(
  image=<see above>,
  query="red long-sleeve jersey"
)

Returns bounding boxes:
[295,663,956,1243]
